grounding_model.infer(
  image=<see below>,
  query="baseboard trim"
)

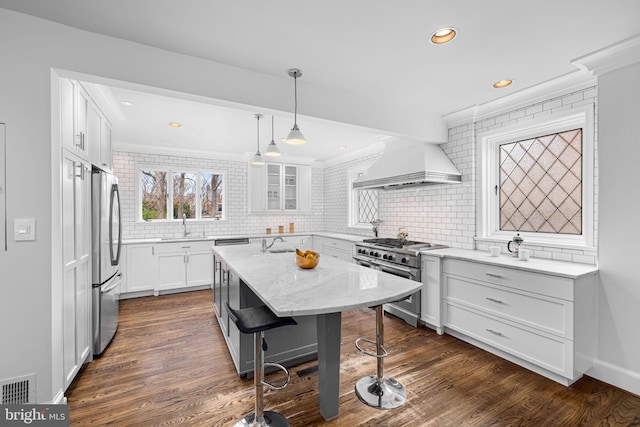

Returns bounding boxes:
[588,359,640,397]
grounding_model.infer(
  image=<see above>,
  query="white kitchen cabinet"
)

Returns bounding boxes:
[155,241,214,291]
[421,254,443,334]
[441,258,596,385]
[121,241,213,297]
[60,78,77,155]
[87,97,113,171]
[312,236,354,262]
[248,162,311,212]
[61,78,90,160]
[61,78,112,167]
[61,151,92,389]
[156,248,187,291]
[76,86,90,160]
[122,244,155,295]
[100,119,113,170]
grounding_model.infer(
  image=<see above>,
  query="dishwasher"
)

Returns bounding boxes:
[212,238,249,315]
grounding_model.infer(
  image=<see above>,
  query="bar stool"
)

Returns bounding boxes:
[225,302,297,427]
[354,304,407,409]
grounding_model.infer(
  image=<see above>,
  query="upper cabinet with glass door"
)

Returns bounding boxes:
[249,163,310,212]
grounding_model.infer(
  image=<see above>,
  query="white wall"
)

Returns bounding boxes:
[590,61,640,395]
[113,151,323,239]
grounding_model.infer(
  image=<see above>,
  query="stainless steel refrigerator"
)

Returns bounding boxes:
[91,167,122,356]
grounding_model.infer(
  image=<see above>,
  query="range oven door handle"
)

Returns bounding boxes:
[353,256,417,279]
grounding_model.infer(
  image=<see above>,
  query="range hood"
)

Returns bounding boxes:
[353,141,462,190]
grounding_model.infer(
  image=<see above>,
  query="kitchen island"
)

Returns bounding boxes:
[211,244,422,420]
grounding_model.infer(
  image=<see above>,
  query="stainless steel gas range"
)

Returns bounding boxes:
[353,238,448,327]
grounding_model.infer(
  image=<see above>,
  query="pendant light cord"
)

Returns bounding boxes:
[271,115,275,141]
[256,114,261,153]
[293,74,298,126]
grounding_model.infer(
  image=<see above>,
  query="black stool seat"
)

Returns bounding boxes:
[226,303,297,334]
[225,303,297,426]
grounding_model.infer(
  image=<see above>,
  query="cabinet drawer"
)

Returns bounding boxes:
[153,240,213,254]
[444,275,572,338]
[445,303,571,377]
[443,259,573,301]
[315,237,353,252]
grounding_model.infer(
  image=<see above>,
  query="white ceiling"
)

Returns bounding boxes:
[2,1,639,161]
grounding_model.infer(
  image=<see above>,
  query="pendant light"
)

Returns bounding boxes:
[286,68,305,145]
[265,115,281,156]
[250,114,265,165]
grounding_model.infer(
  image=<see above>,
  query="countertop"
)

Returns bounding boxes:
[122,231,364,245]
[212,245,421,317]
[422,247,598,279]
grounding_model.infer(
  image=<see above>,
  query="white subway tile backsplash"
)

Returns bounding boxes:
[114,87,597,264]
[113,151,323,240]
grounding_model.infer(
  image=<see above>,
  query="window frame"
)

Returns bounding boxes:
[137,165,226,222]
[477,105,595,249]
[348,165,379,229]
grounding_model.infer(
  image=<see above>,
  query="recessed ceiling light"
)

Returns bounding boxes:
[430,27,457,44]
[168,122,182,128]
[493,79,514,89]
[120,100,133,106]
[339,146,348,150]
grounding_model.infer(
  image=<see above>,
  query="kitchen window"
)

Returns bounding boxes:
[477,105,594,248]
[139,167,225,221]
[349,167,378,228]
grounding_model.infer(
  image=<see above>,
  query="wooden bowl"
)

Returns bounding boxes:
[296,251,320,269]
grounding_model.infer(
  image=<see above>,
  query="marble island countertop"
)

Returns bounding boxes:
[212,245,421,317]
[422,247,598,279]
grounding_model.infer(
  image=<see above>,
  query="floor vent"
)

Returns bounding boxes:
[1,373,36,404]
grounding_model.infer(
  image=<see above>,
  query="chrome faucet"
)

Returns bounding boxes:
[182,213,191,237]
[262,236,284,252]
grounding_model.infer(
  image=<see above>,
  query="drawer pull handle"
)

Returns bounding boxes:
[485,273,503,279]
[486,297,504,304]
[486,328,503,336]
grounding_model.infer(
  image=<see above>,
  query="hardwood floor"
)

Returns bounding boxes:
[66,290,640,426]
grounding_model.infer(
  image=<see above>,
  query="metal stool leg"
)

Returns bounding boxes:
[355,305,407,409]
[233,331,290,427]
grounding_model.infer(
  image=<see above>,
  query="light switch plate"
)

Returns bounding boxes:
[14,218,36,241]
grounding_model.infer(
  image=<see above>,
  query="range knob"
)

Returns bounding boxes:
[382,254,388,260]
[369,251,375,256]
[387,254,395,261]
[374,252,380,257]
[401,257,409,264]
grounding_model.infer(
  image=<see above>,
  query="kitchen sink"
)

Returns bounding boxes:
[267,248,296,253]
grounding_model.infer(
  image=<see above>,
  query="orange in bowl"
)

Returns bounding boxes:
[295,249,320,269]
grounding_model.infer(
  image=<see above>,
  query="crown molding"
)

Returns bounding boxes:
[443,71,596,127]
[571,34,640,76]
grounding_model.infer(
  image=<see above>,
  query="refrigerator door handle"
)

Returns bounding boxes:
[109,183,122,266]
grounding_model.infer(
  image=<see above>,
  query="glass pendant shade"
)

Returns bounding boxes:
[286,125,305,145]
[265,141,281,156]
[250,151,265,165]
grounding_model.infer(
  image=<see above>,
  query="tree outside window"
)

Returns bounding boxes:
[140,169,225,221]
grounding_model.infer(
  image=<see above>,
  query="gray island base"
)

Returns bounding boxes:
[212,245,422,420]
